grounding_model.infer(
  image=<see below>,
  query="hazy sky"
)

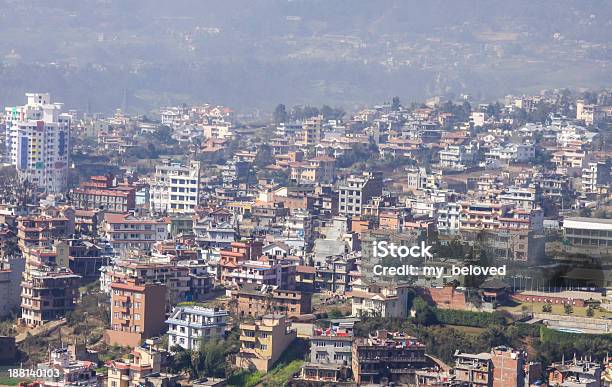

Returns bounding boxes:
[0,0,611,113]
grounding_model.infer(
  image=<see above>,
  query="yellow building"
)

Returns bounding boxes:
[235,314,296,372]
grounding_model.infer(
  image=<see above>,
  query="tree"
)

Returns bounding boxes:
[201,340,226,378]
[254,143,272,168]
[168,345,193,374]
[542,303,552,313]
[563,304,573,315]
[586,306,595,317]
[273,104,289,124]
[412,297,436,326]
[391,96,401,111]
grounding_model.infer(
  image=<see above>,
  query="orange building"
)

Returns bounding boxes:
[106,279,167,347]
[219,240,263,283]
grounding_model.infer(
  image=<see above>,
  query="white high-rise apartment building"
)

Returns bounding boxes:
[150,160,201,213]
[5,93,70,193]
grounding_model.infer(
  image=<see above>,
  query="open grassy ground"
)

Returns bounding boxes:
[0,376,34,386]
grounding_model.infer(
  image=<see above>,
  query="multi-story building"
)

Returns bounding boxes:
[0,257,25,317]
[454,350,493,386]
[36,347,101,387]
[491,346,527,387]
[459,202,543,233]
[454,346,528,387]
[99,213,169,253]
[166,306,228,351]
[106,340,165,387]
[150,160,201,213]
[439,144,474,170]
[349,279,410,318]
[290,156,336,184]
[235,314,296,372]
[562,217,612,257]
[17,207,75,249]
[314,256,355,293]
[300,327,353,383]
[193,219,236,249]
[218,240,263,283]
[5,93,70,193]
[71,174,136,212]
[106,278,167,347]
[552,150,587,174]
[223,258,284,288]
[302,115,323,146]
[499,185,541,210]
[231,285,312,318]
[437,202,461,235]
[20,266,81,327]
[100,256,213,305]
[486,143,534,164]
[581,162,610,196]
[576,99,606,126]
[547,357,602,387]
[351,331,427,385]
[338,171,383,216]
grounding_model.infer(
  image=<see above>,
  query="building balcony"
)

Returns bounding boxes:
[240,335,256,342]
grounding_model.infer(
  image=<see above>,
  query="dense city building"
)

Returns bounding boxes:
[5,93,70,193]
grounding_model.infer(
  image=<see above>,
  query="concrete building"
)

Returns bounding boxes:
[581,162,610,196]
[106,279,167,347]
[235,314,296,372]
[36,347,100,387]
[300,327,353,383]
[0,257,24,317]
[577,99,606,126]
[71,174,136,212]
[563,217,612,248]
[348,279,410,318]
[302,115,323,146]
[231,285,312,318]
[106,340,166,387]
[437,202,461,235]
[439,144,474,170]
[338,171,383,216]
[100,213,169,253]
[166,306,228,351]
[547,357,602,387]
[100,256,213,305]
[150,160,201,213]
[17,207,75,249]
[290,156,336,185]
[454,346,528,387]
[20,266,81,327]
[499,185,541,211]
[351,331,427,385]
[5,93,70,193]
[454,350,493,386]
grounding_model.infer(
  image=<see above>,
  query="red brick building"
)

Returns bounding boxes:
[417,285,468,310]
